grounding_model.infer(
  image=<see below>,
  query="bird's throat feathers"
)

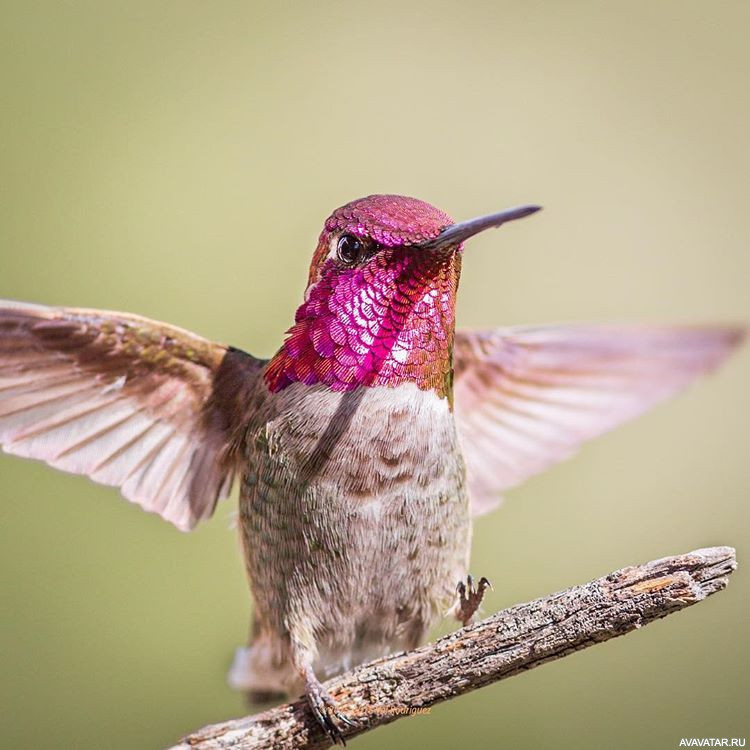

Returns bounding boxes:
[265,249,461,399]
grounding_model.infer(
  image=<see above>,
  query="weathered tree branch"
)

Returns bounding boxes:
[171,546,736,750]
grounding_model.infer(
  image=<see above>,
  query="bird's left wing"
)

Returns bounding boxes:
[0,300,263,530]
[453,324,745,517]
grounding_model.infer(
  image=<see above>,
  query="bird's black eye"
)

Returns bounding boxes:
[336,234,365,265]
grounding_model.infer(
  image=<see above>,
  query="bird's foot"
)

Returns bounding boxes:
[304,668,355,746]
[457,574,492,627]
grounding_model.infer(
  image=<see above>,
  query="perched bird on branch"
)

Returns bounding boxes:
[0,194,744,743]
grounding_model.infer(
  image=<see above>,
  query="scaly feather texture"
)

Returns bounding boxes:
[266,195,459,396]
[265,247,460,396]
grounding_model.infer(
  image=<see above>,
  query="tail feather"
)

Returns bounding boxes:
[227,636,296,702]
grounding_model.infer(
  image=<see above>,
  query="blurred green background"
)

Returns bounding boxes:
[1,2,748,748]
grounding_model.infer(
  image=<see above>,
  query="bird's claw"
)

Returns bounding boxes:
[305,673,355,746]
[457,574,492,627]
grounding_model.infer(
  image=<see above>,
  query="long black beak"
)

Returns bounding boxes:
[420,204,541,252]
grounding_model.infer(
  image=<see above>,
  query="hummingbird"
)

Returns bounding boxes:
[0,194,744,743]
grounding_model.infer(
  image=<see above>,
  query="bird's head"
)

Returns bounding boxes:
[265,194,540,397]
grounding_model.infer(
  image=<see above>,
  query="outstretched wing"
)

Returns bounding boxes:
[0,300,262,530]
[453,324,745,517]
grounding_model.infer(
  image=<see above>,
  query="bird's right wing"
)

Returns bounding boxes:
[0,300,263,530]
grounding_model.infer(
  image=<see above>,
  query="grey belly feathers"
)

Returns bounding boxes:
[230,382,469,694]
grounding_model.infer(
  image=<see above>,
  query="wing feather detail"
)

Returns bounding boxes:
[453,324,745,517]
[0,300,262,530]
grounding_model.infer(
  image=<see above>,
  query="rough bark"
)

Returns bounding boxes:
[170,546,736,750]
